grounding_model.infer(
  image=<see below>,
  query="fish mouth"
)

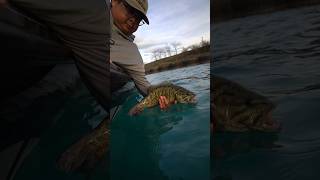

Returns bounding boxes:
[241,100,281,132]
[249,109,281,132]
[190,97,197,104]
[254,111,281,132]
[215,104,281,132]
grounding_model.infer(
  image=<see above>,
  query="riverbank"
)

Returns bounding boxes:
[212,0,320,23]
[145,45,210,74]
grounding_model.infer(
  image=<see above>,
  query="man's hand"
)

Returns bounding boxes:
[159,96,176,109]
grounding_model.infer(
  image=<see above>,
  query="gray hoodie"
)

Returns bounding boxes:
[110,21,151,96]
[10,0,110,110]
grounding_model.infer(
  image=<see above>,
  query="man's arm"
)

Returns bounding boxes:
[8,0,111,110]
[112,62,150,96]
[110,23,153,96]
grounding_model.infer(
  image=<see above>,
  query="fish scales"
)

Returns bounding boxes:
[212,75,280,132]
[129,83,196,116]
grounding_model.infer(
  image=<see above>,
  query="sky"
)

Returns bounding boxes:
[133,0,210,63]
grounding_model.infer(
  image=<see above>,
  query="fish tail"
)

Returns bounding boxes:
[128,103,144,116]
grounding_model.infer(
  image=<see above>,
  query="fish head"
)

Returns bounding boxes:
[215,95,280,132]
[213,75,281,132]
[175,89,197,104]
[242,100,280,132]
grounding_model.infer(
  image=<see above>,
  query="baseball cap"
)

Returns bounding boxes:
[125,0,149,24]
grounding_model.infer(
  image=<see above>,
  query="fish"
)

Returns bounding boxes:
[57,116,109,174]
[129,83,197,116]
[212,75,281,132]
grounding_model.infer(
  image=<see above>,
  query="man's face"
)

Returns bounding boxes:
[111,0,143,36]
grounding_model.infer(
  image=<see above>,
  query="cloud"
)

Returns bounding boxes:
[134,0,210,63]
[134,38,160,49]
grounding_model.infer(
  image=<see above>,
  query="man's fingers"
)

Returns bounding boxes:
[164,96,169,105]
[159,96,169,109]
[159,96,167,109]
[159,96,172,109]
[159,97,164,109]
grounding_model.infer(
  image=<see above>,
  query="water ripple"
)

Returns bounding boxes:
[213,4,320,180]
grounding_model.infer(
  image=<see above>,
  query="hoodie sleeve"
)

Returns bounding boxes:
[110,27,151,96]
[113,62,150,96]
[9,0,111,111]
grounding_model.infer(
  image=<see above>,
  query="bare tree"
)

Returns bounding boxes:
[181,46,189,53]
[200,37,210,47]
[171,42,181,55]
[152,49,161,60]
[151,49,156,60]
[159,48,166,58]
[165,45,172,57]
[189,44,200,50]
[151,49,157,61]
[156,49,161,60]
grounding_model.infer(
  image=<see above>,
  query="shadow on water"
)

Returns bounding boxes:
[212,4,320,180]
[212,132,281,180]
[7,81,108,180]
[111,93,192,180]
[144,64,210,180]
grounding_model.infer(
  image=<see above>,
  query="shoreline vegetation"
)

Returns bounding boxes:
[144,45,210,75]
[212,0,320,23]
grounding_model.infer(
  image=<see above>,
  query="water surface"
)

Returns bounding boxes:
[212,5,320,180]
[111,64,210,180]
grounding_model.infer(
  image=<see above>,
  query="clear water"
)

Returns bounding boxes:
[13,82,108,180]
[11,63,209,180]
[212,5,320,180]
[111,64,210,180]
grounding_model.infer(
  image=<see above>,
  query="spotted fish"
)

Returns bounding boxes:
[57,116,109,174]
[212,75,281,132]
[129,83,197,116]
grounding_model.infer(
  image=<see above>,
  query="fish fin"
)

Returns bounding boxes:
[57,118,109,172]
[128,104,144,116]
[148,81,173,93]
[56,133,91,172]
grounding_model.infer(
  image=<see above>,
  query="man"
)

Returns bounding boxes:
[1,0,113,173]
[58,0,170,171]
[110,0,169,109]
[3,0,110,111]
[1,0,168,113]
[57,1,170,172]
[1,0,168,169]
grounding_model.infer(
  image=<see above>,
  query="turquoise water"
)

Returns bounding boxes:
[212,5,320,180]
[12,63,210,180]
[13,82,108,180]
[111,64,210,180]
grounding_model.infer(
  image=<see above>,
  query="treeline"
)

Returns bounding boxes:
[151,39,210,61]
[145,41,210,74]
[212,0,320,22]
